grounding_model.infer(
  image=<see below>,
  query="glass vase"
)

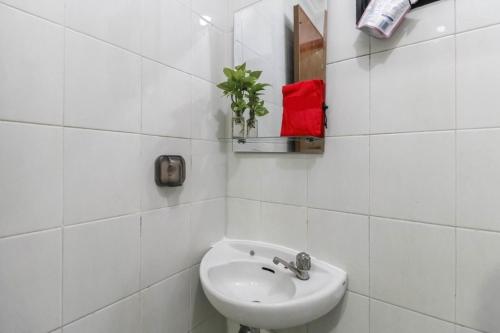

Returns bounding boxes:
[246,118,258,138]
[232,116,246,139]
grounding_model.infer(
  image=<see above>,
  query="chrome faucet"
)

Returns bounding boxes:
[273,252,311,280]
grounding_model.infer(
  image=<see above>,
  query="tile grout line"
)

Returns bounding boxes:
[60,2,67,326]
[0,197,227,242]
[328,21,500,66]
[227,195,500,235]
[5,117,500,141]
[367,294,486,332]
[0,118,229,143]
[453,0,459,325]
[138,0,145,327]
[58,262,200,331]
[305,139,310,333]
[3,0,499,331]
[0,1,229,56]
[0,2,228,96]
[139,214,144,332]
[367,32,373,333]
[4,195,490,244]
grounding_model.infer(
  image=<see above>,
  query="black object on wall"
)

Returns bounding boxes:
[356,0,442,23]
[155,155,186,187]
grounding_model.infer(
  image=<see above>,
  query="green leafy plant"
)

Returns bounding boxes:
[217,63,270,131]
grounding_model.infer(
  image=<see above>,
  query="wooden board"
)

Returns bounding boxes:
[294,5,326,82]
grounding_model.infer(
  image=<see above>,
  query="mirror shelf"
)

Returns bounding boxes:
[232,0,327,155]
[232,136,324,154]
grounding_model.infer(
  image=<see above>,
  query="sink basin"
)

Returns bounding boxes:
[200,239,347,330]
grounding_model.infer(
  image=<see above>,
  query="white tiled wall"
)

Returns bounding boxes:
[227,0,500,332]
[4,0,500,332]
[0,0,230,332]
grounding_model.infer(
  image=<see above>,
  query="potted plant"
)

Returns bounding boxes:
[217,63,270,138]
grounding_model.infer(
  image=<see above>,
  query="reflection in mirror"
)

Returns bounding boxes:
[234,0,327,146]
[294,4,326,82]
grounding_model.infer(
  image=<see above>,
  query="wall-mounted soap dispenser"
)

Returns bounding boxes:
[357,0,416,39]
[155,155,186,187]
[356,0,442,39]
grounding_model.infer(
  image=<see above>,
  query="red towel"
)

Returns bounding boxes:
[280,80,326,137]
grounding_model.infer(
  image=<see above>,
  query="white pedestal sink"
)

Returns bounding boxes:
[200,239,347,330]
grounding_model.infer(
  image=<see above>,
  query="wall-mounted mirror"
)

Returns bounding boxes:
[233,0,327,154]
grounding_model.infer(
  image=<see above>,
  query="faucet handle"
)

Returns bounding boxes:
[296,252,311,271]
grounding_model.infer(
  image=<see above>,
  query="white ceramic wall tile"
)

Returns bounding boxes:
[176,0,191,7]
[326,0,369,63]
[0,0,231,330]
[232,0,260,13]
[140,136,192,211]
[457,129,500,232]
[274,326,307,333]
[307,292,370,333]
[0,0,63,22]
[260,157,309,206]
[63,215,140,323]
[227,320,241,333]
[308,209,369,295]
[0,122,62,237]
[326,57,369,136]
[234,4,269,59]
[457,229,500,333]
[142,0,192,72]
[371,0,455,53]
[190,199,226,263]
[191,76,227,140]
[455,326,482,333]
[64,128,141,225]
[226,198,261,240]
[142,59,192,137]
[65,31,141,133]
[0,5,63,125]
[234,40,243,66]
[192,13,226,83]
[370,131,455,225]
[308,136,369,214]
[456,0,500,32]
[141,271,190,333]
[63,295,141,333]
[190,265,217,329]
[241,46,277,106]
[192,0,229,31]
[0,230,61,333]
[371,300,455,333]
[191,313,228,333]
[370,217,455,321]
[235,0,290,107]
[260,202,307,250]
[224,31,234,68]
[192,140,227,202]
[227,154,262,200]
[141,205,192,288]
[257,103,284,138]
[457,25,500,129]
[371,37,455,134]
[65,0,141,52]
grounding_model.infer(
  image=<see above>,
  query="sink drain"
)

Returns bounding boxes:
[252,300,261,303]
[261,267,275,274]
